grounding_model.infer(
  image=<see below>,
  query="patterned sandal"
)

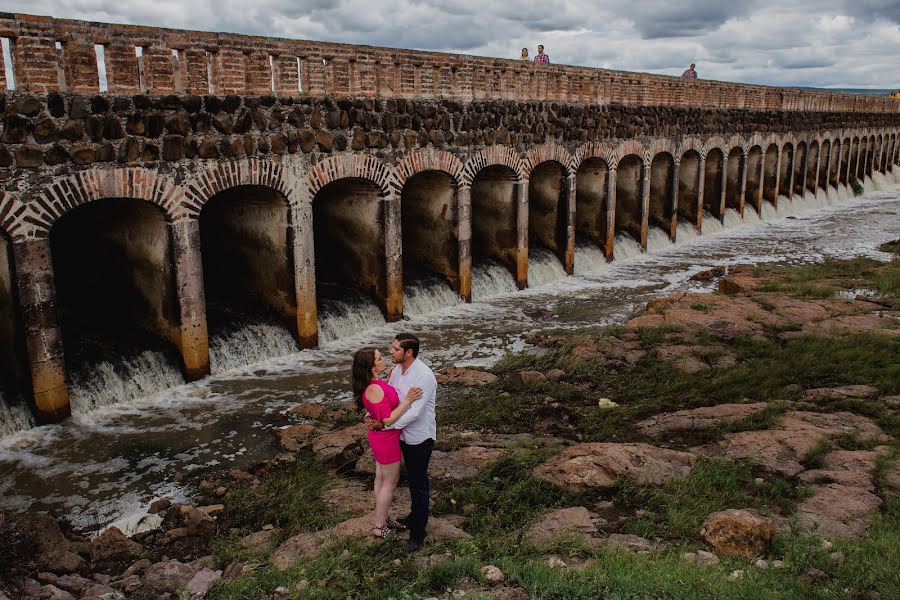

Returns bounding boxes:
[372,524,393,540]
[387,518,407,532]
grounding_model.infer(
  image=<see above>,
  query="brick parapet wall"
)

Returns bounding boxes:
[0,13,897,114]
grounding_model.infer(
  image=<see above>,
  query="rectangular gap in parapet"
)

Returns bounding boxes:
[94,44,109,92]
[1,38,16,90]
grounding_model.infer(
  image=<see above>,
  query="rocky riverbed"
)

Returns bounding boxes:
[2,249,899,600]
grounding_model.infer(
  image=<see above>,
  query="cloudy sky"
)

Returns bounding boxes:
[3,0,899,88]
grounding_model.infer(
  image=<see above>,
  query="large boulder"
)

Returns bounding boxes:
[637,403,768,437]
[239,529,280,554]
[436,366,498,386]
[429,446,505,482]
[90,527,141,568]
[17,513,86,574]
[534,443,696,489]
[141,559,197,593]
[276,423,317,452]
[701,509,775,559]
[271,532,323,569]
[524,507,600,546]
[329,516,469,543]
[312,423,368,463]
[796,484,882,538]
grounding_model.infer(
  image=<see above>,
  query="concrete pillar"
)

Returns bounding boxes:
[738,150,748,217]
[812,148,821,193]
[170,219,210,380]
[639,163,650,250]
[456,186,472,302]
[605,167,617,260]
[844,143,853,185]
[785,152,795,202]
[717,158,728,222]
[669,159,680,241]
[772,149,782,207]
[695,158,706,233]
[564,174,576,274]
[13,238,70,424]
[755,150,765,212]
[292,202,318,348]
[383,195,403,320]
[515,181,529,289]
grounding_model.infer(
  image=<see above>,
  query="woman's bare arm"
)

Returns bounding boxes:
[382,387,423,426]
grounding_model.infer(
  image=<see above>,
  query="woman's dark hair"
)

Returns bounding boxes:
[351,347,377,410]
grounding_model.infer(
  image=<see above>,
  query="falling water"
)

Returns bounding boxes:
[317,297,387,345]
[613,234,643,260]
[646,227,673,253]
[701,211,724,234]
[208,320,299,373]
[760,201,779,221]
[527,247,568,288]
[403,278,462,317]
[574,242,608,275]
[68,350,186,416]
[471,261,517,299]
[722,208,744,229]
[0,392,34,438]
[675,220,699,243]
[743,206,762,225]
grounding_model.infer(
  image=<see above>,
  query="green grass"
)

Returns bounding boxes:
[800,440,833,470]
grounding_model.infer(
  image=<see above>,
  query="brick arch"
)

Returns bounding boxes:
[307,154,397,199]
[703,135,728,158]
[0,191,24,240]
[572,141,616,170]
[17,167,184,239]
[644,138,677,164]
[522,142,575,178]
[724,134,748,155]
[461,145,524,186]
[395,148,465,189]
[609,139,646,169]
[748,132,778,153]
[182,158,303,217]
[677,136,705,160]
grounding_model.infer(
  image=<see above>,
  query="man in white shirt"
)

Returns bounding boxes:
[368,333,437,551]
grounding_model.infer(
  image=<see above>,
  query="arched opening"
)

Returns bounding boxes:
[400,170,460,310]
[779,143,794,199]
[677,150,702,230]
[312,178,389,337]
[725,148,744,214]
[806,141,819,194]
[869,136,878,175]
[873,136,883,173]
[821,140,833,189]
[575,157,609,254]
[884,136,894,171]
[703,148,724,220]
[649,152,675,240]
[763,144,779,206]
[615,154,644,244]
[857,138,868,179]
[793,142,807,197]
[50,198,185,408]
[850,138,860,180]
[0,231,28,411]
[199,185,298,368]
[826,140,839,188]
[471,165,520,290]
[840,139,851,185]
[528,161,570,276]
[745,146,763,214]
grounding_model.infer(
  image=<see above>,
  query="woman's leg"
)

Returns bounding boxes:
[373,462,384,530]
[375,461,401,528]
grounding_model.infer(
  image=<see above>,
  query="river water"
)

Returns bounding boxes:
[1,169,899,533]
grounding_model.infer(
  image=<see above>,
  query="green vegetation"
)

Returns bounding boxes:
[849,175,865,196]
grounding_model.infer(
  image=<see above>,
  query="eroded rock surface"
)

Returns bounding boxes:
[637,403,768,437]
[535,443,695,489]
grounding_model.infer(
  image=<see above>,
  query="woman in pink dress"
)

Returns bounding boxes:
[352,347,422,539]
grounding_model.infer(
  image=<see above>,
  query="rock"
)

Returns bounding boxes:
[525,507,599,546]
[239,529,280,554]
[149,498,172,514]
[276,423,316,452]
[274,586,291,597]
[718,273,760,295]
[754,558,769,569]
[90,527,141,564]
[417,552,454,570]
[81,583,123,598]
[683,550,720,566]
[772,559,785,568]
[637,402,768,437]
[109,574,142,593]
[330,515,469,543]
[37,585,75,600]
[534,443,695,489]
[291,403,328,420]
[797,483,882,538]
[520,370,546,384]
[222,562,243,580]
[829,551,845,562]
[312,423,367,463]
[271,532,322,569]
[726,569,745,581]
[429,446,504,481]
[691,266,727,281]
[437,366,498,386]
[546,556,567,568]
[19,513,86,574]
[701,509,775,559]
[355,451,376,475]
[546,369,566,381]
[481,565,505,585]
[604,534,659,553]
[161,504,215,536]
[121,559,152,578]
[803,385,878,402]
[186,568,221,598]
[322,479,376,514]
[142,560,197,593]
[44,573,93,595]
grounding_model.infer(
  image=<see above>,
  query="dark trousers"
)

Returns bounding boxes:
[400,438,434,543]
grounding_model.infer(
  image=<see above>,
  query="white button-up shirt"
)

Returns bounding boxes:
[386,357,437,445]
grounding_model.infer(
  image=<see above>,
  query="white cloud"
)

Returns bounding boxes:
[2,0,896,88]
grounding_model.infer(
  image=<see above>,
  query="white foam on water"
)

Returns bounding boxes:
[646,227,673,253]
[574,242,608,275]
[209,321,299,374]
[0,392,34,438]
[317,297,387,345]
[761,200,781,221]
[722,208,743,229]
[613,233,643,260]
[404,279,462,317]
[701,211,724,234]
[675,220,699,243]
[472,261,517,300]
[527,247,568,288]
[69,351,186,416]
[742,206,761,225]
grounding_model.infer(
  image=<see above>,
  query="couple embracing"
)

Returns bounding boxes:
[351,333,436,552]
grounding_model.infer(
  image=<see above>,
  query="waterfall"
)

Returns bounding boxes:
[527,247,567,288]
[574,242,608,274]
[700,212,724,235]
[722,208,744,229]
[646,227,673,253]
[471,261,517,299]
[69,350,185,416]
[404,278,462,317]
[871,171,891,191]
[742,206,761,225]
[208,320,299,373]
[675,220,699,243]
[613,234,643,260]
[0,391,34,437]
[317,297,387,345]
[761,199,780,221]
